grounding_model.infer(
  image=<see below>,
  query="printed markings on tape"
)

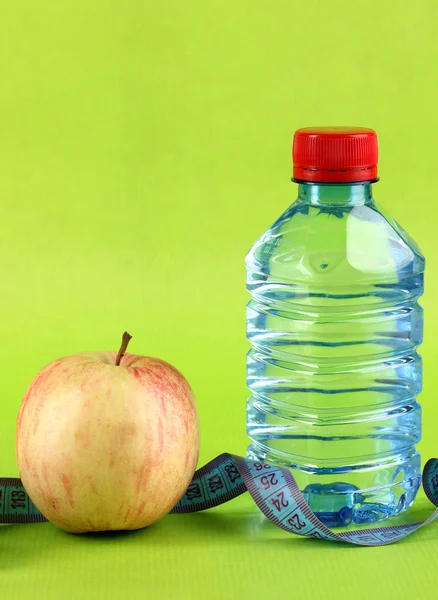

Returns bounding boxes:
[1,455,437,546]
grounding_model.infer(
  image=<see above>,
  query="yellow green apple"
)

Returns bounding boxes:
[15,332,200,533]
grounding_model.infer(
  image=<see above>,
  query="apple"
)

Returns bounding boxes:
[15,332,200,534]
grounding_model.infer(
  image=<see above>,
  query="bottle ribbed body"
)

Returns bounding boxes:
[246,186,424,526]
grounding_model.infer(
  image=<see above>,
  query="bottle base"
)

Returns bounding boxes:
[303,480,420,528]
[247,445,421,528]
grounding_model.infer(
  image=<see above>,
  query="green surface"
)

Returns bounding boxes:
[1,0,438,598]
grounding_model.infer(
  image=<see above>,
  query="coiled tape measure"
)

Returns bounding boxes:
[1,453,437,546]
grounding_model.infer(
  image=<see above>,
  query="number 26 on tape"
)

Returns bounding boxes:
[253,462,271,471]
[271,491,289,512]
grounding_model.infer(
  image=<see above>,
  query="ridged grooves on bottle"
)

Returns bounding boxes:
[247,276,423,522]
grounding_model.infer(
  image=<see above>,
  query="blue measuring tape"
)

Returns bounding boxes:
[1,454,437,546]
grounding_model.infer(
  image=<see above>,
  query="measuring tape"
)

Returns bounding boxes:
[1,454,437,546]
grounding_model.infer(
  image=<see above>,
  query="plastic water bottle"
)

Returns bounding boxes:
[245,127,424,526]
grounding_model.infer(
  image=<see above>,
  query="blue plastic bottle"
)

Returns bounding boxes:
[245,127,424,526]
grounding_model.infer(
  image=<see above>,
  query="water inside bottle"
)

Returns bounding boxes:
[246,183,424,526]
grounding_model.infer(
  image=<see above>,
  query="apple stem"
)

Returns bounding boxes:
[115,331,133,366]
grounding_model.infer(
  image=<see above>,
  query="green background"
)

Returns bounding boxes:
[1,0,438,597]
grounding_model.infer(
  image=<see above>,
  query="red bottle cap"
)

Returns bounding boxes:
[292,126,378,184]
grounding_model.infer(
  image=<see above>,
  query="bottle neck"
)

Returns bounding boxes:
[297,182,374,206]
